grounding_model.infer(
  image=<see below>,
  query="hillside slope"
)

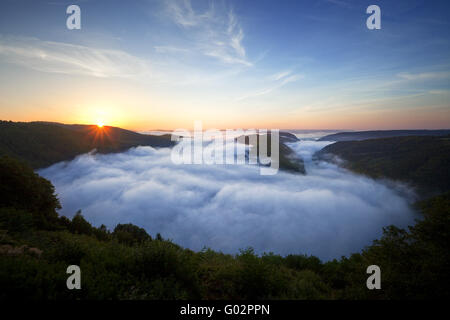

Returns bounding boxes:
[0,121,174,169]
[315,135,450,195]
[319,130,450,142]
[237,132,305,174]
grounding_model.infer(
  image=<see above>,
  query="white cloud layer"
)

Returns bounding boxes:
[39,140,418,261]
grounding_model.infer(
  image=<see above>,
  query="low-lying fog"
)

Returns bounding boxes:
[39,138,418,261]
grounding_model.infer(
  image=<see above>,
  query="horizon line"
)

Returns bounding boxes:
[2,120,450,133]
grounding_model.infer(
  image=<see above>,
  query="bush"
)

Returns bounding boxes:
[69,211,93,236]
[113,223,152,246]
[0,207,33,234]
[0,156,60,229]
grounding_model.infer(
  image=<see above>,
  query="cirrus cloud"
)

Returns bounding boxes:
[0,36,150,78]
[164,0,252,66]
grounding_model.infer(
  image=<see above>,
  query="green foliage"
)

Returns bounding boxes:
[0,156,448,300]
[69,210,94,236]
[93,224,110,242]
[414,192,450,251]
[359,192,450,299]
[283,254,323,273]
[0,155,60,229]
[0,207,33,234]
[113,223,152,246]
[0,255,68,300]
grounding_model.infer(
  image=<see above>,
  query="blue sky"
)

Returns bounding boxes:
[0,0,449,130]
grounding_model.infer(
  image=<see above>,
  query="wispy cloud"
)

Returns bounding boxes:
[269,70,293,81]
[0,36,241,87]
[167,0,214,28]
[397,71,450,81]
[153,45,190,54]
[325,0,353,9]
[429,89,450,95]
[165,0,252,66]
[237,71,303,101]
[0,36,150,78]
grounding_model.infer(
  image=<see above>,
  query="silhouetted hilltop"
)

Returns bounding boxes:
[319,130,450,142]
[237,131,305,174]
[0,121,174,169]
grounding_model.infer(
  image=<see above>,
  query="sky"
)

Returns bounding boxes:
[0,0,449,131]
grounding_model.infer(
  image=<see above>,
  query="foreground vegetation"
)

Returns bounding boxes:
[0,155,448,299]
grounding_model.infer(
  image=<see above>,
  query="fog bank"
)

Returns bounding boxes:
[39,140,418,261]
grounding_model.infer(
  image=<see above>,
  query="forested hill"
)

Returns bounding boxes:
[0,121,174,169]
[315,135,450,195]
[237,132,305,174]
[318,130,450,142]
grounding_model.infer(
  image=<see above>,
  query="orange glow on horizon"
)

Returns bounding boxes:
[2,107,450,133]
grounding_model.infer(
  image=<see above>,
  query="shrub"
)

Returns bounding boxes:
[113,223,152,246]
[0,207,33,234]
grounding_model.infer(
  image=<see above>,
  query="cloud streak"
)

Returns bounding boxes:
[397,71,450,81]
[325,0,353,9]
[0,36,150,78]
[39,139,418,261]
[237,71,303,101]
[165,0,252,66]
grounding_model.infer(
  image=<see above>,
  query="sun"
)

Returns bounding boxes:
[97,122,104,128]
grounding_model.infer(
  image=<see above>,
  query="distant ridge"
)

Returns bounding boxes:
[319,130,450,142]
[315,135,450,195]
[0,121,175,169]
